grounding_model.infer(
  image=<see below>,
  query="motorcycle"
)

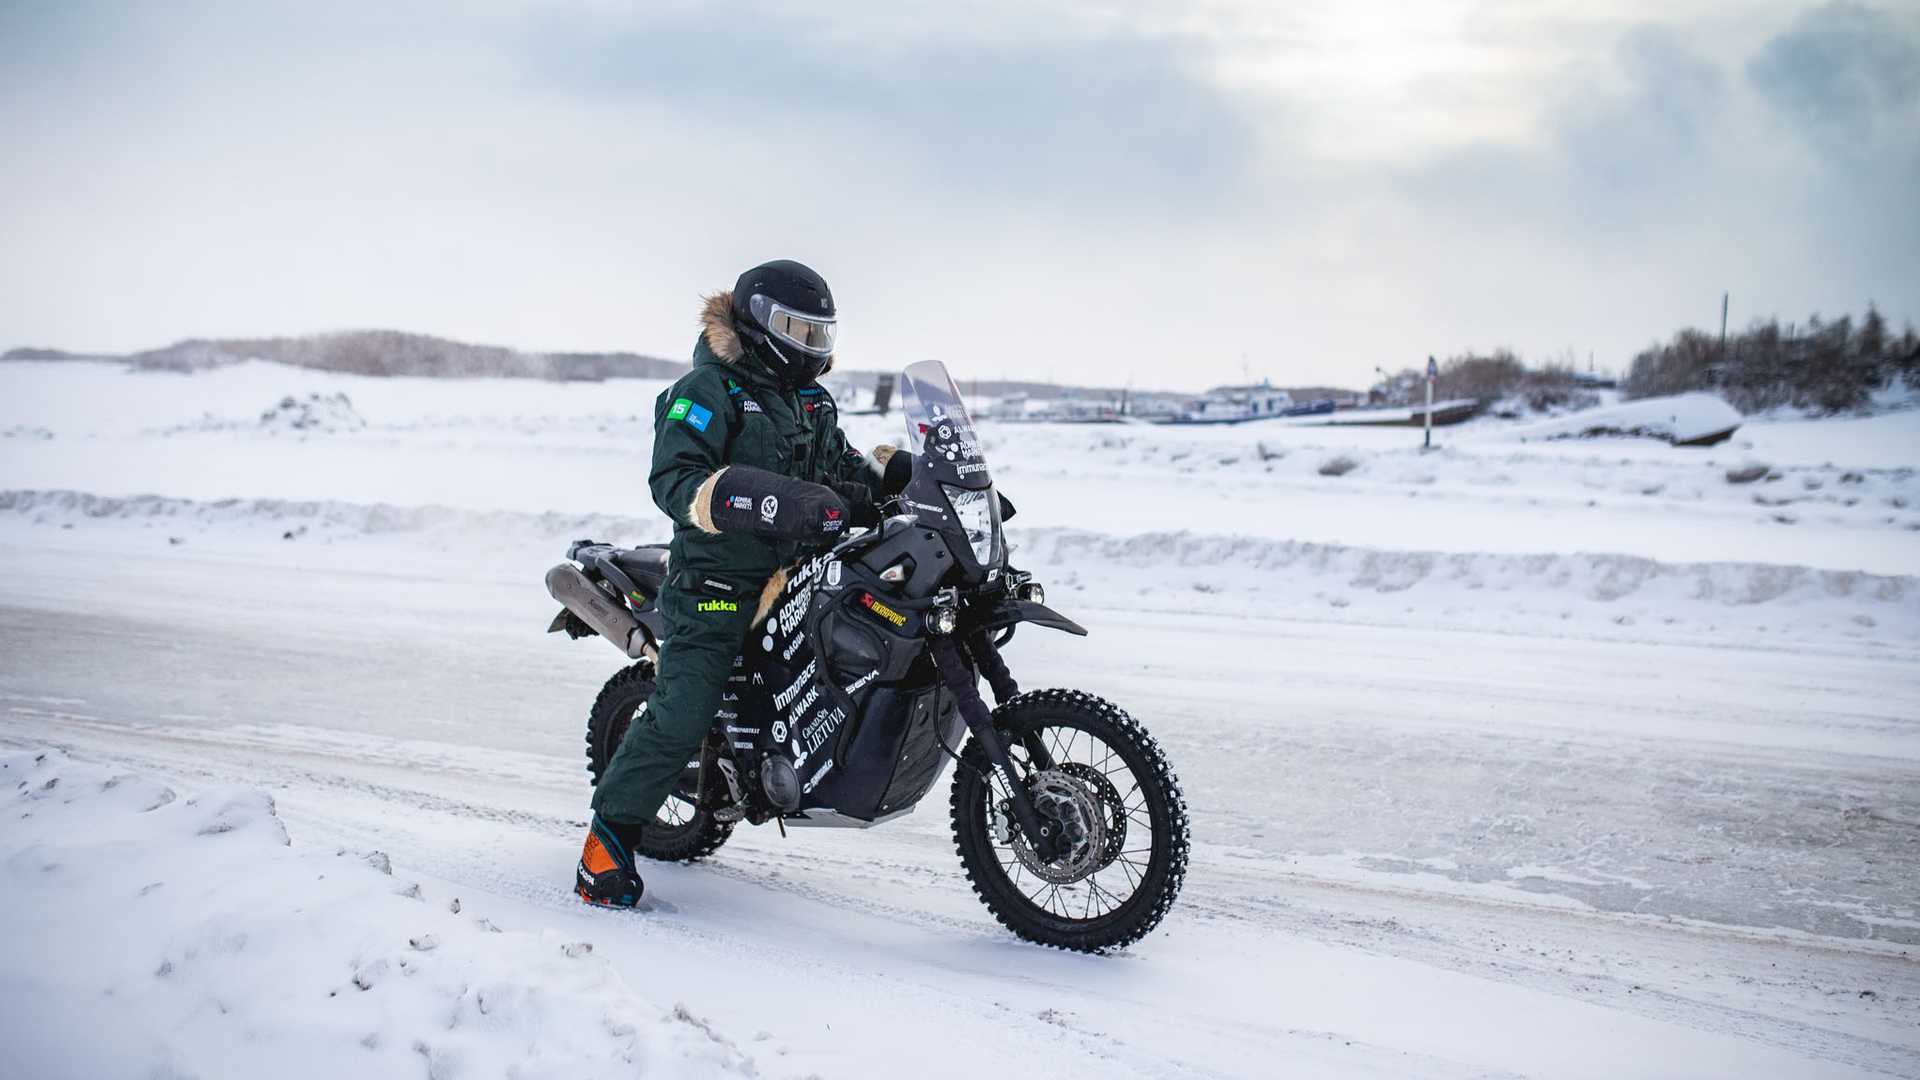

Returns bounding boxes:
[544,360,1188,952]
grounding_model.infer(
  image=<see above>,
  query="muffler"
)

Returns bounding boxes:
[546,563,656,661]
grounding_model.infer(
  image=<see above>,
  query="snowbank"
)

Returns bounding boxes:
[1501,392,1743,446]
[0,749,757,1080]
[3,488,1912,649]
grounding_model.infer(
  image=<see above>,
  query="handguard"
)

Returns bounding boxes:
[698,465,852,541]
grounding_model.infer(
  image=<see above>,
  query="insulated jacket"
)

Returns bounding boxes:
[648,292,881,595]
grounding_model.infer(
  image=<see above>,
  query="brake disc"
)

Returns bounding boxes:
[1008,770,1108,885]
[1057,761,1129,871]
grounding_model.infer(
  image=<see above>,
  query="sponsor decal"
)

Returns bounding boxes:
[777,589,811,636]
[781,631,806,662]
[824,506,841,521]
[697,598,739,613]
[860,592,907,627]
[797,705,846,764]
[702,578,736,594]
[760,495,779,524]
[726,494,752,510]
[825,561,842,588]
[773,658,819,711]
[783,683,822,721]
[907,500,946,518]
[956,461,988,476]
[843,669,878,695]
[802,759,833,794]
[667,397,691,420]
[685,403,713,431]
[770,720,788,742]
[822,518,844,534]
[740,398,763,414]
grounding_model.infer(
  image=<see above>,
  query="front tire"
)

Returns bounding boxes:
[585,661,733,862]
[950,689,1190,953]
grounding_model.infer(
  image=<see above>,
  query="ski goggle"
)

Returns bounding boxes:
[749,293,836,357]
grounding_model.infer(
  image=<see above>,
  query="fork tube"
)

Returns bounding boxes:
[930,640,1058,862]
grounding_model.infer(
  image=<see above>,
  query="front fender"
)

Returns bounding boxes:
[977,597,1088,637]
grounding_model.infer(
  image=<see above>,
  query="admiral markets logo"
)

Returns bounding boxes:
[860,592,906,627]
[697,599,739,613]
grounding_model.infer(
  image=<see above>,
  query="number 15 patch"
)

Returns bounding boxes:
[668,397,714,432]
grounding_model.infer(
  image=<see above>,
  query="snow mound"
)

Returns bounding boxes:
[0,749,758,1080]
[259,392,366,433]
[0,488,665,545]
[1501,392,1743,446]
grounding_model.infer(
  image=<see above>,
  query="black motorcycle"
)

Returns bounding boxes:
[544,361,1188,952]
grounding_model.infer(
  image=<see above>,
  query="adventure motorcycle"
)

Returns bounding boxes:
[544,360,1189,952]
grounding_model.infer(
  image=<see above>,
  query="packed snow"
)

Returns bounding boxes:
[2,358,1917,1077]
[0,749,758,1079]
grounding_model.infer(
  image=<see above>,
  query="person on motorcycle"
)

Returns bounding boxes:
[576,259,907,907]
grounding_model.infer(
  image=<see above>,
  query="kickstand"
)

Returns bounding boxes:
[776,816,787,839]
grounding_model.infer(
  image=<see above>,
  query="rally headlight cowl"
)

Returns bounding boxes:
[941,483,998,568]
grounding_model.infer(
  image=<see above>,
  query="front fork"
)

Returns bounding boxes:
[929,636,1062,863]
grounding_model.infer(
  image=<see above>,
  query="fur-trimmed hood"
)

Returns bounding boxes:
[698,291,747,365]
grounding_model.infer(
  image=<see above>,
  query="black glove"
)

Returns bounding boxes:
[879,447,914,497]
[997,491,1017,522]
[828,480,882,528]
[697,465,852,541]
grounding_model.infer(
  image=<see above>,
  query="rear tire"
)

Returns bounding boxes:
[950,689,1189,953]
[585,662,733,863]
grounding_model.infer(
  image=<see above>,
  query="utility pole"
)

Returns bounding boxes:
[1720,292,1729,353]
[1423,355,1437,451]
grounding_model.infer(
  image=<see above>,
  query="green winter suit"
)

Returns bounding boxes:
[591,291,884,827]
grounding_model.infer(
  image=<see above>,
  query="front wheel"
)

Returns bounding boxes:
[950,689,1190,953]
[585,661,734,862]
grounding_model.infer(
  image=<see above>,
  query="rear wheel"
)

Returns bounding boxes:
[585,662,733,862]
[950,689,1189,953]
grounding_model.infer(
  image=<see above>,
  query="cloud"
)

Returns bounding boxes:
[1747,1,1920,152]
[517,6,1257,211]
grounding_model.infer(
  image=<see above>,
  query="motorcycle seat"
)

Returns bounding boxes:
[609,546,671,595]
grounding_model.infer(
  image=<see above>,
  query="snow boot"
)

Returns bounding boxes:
[575,813,644,908]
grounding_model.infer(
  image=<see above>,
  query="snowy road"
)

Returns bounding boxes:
[4,528,1916,1078]
[4,359,1917,1076]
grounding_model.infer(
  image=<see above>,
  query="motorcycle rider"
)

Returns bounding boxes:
[576,260,906,907]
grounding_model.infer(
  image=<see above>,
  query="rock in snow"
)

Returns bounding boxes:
[0,748,757,1080]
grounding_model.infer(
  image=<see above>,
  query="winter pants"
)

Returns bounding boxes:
[591,576,761,826]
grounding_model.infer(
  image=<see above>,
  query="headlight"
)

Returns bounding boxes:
[941,483,997,567]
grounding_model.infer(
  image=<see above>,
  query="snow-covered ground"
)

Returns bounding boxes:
[2,359,1917,1077]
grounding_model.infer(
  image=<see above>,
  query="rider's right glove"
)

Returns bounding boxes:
[691,465,852,541]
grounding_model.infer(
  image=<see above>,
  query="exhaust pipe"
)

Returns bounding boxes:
[546,563,656,661]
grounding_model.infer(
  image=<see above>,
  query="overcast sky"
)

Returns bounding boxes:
[3,0,1916,390]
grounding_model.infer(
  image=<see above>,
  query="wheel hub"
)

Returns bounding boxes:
[1009,770,1108,884]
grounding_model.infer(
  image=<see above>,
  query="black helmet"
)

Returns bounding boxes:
[731,259,836,385]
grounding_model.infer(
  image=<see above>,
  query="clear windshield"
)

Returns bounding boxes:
[900,360,991,488]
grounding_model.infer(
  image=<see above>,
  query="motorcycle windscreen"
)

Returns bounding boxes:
[900,360,990,489]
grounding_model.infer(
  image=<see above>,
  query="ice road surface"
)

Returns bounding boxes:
[2,359,1918,1078]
